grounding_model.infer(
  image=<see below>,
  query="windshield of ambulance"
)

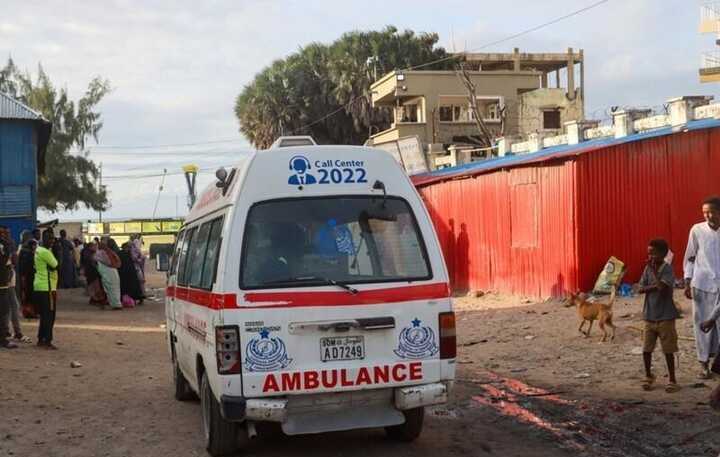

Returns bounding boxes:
[240,196,431,289]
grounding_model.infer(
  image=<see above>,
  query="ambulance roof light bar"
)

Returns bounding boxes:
[270,135,317,149]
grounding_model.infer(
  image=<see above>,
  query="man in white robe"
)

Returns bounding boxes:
[684,196,720,379]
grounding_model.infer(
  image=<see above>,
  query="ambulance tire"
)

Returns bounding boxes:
[256,422,285,440]
[201,372,240,456]
[173,351,196,401]
[385,407,424,442]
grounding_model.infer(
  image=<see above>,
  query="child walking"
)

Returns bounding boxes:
[637,239,681,393]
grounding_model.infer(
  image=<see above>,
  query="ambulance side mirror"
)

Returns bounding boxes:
[215,167,235,195]
[215,167,228,188]
[372,180,387,208]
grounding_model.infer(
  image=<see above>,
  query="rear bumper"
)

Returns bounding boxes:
[394,381,450,410]
[222,382,451,425]
[220,395,289,422]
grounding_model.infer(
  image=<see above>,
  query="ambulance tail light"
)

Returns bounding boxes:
[216,325,241,375]
[438,312,456,359]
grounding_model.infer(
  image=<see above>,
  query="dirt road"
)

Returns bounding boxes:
[0,288,572,457]
[1,287,718,457]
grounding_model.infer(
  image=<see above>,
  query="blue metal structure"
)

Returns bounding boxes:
[0,92,51,243]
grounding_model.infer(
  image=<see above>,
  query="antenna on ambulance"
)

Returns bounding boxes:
[182,164,199,210]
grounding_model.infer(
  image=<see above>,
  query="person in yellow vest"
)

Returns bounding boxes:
[34,229,59,349]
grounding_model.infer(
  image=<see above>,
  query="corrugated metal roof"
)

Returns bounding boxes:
[0,91,45,121]
[412,117,720,187]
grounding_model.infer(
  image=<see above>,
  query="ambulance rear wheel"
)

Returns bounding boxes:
[173,349,196,401]
[201,372,240,456]
[385,407,424,442]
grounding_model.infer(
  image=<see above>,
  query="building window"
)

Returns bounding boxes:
[439,96,503,123]
[486,102,500,120]
[439,106,453,121]
[398,104,418,123]
[543,109,561,129]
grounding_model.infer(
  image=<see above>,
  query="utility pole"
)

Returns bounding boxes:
[98,162,103,224]
[152,168,167,220]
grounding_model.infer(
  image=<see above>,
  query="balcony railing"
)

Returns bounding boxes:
[701,2,720,33]
[700,51,720,82]
[701,51,720,70]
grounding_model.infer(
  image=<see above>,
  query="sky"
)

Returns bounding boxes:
[1,0,716,221]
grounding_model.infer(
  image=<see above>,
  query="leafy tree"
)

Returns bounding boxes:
[0,58,110,212]
[235,26,454,148]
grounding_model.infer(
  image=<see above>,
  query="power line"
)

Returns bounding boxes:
[405,0,611,71]
[86,137,246,150]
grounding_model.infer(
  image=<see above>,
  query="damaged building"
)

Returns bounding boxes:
[366,48,585,171]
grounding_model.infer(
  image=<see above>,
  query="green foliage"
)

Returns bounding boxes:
[235,26,454,148]
[0,58,111,212]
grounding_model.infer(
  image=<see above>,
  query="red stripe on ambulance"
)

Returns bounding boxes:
[167,283,449,309]
[262,362,423,393]
[244,283,450,308]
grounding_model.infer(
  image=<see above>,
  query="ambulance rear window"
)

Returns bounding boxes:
[240,196,432,289]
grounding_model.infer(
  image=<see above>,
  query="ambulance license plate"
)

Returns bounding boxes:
[320,336,365,362]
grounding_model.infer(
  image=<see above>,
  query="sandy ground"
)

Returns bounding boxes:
[454,291,720,456]
[1,281,718,457]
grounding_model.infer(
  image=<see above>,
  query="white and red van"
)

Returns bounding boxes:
[165,136,455,456]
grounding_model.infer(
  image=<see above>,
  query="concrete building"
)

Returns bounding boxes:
[699,2,720,83]
[0,92,51,242]
[367,48,584,170]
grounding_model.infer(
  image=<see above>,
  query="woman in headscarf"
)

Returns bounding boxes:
[16,232,37,318]
[81,241,107,307]
[130,234,147,299]
[96,237,122,310]
[119,242,144,306]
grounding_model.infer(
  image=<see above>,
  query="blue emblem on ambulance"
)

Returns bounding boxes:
[394,318,438,359]
[288,156,316,185]
[245,328,292,372]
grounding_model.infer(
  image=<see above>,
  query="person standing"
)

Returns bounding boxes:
[0,226,30,344]
[130,235,147,299]
[0,236,18,349]
[0,232,17,349]
[119,242,143,306]
[72,239,82,278]
[17,234,37,318]
[57,230,76,289]
[684,196,720,379]
[34,230,59,349]
[96,237,122,310]
[638,239,680,392]
[81,241,107,307]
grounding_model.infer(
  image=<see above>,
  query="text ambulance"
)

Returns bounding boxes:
[166,136,455,456]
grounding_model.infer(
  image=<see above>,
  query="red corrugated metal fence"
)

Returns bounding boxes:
[417,160,577,297]
[416,127,720,298]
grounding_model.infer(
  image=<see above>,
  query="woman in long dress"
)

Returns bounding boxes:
[96,237,122,310]
[81,242,107,306]
[119,242,143,306]
[130,235,147,298]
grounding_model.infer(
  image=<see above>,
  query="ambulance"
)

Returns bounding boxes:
[165,136,455,456]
